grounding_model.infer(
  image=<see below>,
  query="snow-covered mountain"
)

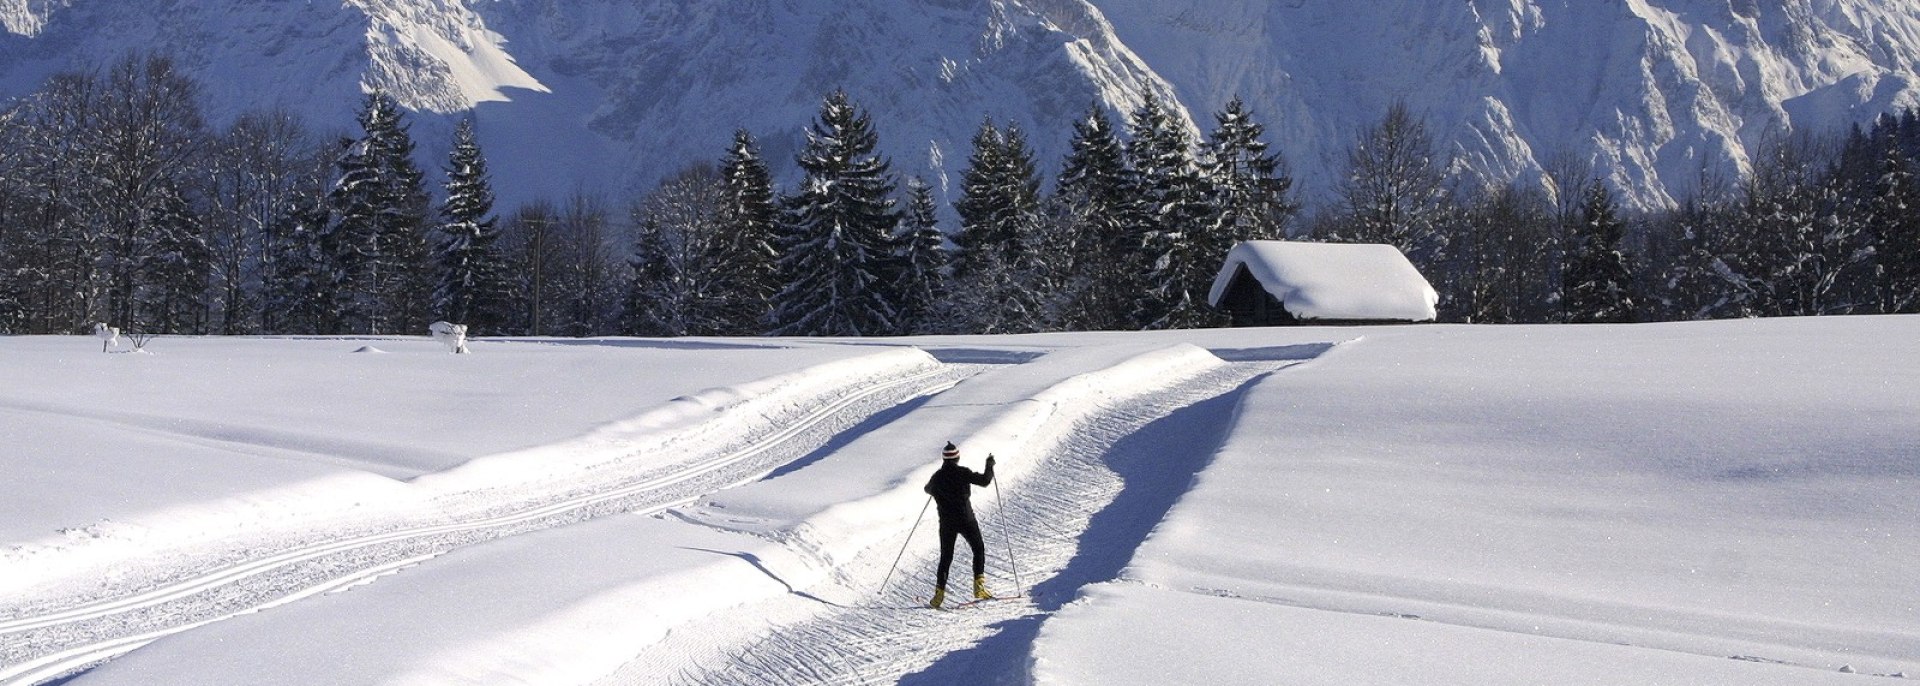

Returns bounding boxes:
[2,0,1918,210]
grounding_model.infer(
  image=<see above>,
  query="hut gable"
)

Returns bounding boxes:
[1207,241,1437,326]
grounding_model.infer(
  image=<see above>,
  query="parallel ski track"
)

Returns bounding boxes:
[0,363,980,686]
[603,361,1290,686]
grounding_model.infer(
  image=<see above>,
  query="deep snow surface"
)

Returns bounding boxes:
[1,317,1914,684]
[1033,318,1920,683]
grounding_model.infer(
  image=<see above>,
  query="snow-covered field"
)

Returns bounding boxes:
[1,318,1914,684]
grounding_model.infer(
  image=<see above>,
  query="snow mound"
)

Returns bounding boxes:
[414,348,943,493]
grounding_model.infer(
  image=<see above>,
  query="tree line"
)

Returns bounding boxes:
[1338,102,1920,324]
[1,53,1916,338]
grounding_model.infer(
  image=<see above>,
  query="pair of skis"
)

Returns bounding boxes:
[918,594,1027,612]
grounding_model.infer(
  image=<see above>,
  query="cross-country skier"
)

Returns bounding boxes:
[923,441,995,608]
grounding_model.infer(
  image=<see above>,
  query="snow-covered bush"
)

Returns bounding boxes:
[429,321,470,354]
[93,323,119,353]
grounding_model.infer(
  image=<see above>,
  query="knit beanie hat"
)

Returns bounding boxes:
[942,442,960,460]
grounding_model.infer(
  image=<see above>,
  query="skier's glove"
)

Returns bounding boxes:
[986,454,996,467]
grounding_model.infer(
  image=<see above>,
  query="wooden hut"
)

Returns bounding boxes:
[1208,241,1437,326]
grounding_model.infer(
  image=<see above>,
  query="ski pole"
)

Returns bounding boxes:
[880,494,933,597]
[992,458,1024,594]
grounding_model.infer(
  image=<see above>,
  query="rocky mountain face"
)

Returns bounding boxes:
[2,0,1917,210]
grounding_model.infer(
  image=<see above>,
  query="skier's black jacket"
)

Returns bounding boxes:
[923,458,994,522]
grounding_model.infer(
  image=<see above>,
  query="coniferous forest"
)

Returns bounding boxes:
[2,54,1917,338]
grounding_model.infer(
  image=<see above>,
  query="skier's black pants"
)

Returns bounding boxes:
[935,516,986,590]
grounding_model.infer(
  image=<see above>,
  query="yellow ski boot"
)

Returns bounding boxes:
[929,587,946,609]
[973,575,994,600]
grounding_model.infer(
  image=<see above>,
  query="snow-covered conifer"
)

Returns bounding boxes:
[1127,90,1218,329]
[1203,97,1296,242]
[953,119,1041,278]
[712,130,779,334]
[894,176,950,334]
[432,119,512,334]
[1562,183,1636,323]
[325,93,430,335]
[768,90,903,337]
[1871,136,1920,313]
[1053,104,1141,330]
[949,119,1046,333]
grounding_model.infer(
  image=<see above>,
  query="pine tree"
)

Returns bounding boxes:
[713,130,780,334]
[951,119,1046,333]
[953,119,1007,277]
[954,119,1041,275]
[1203,97,1296,242]
[1184,96,1296,325]
[320,133,376,333]
[1562,183,1635,323]
[1054,104,1141,330]
[895,176,950,334]
[768,90,903,337]
[1871,135,1920,313]
[367,96,432,335]
[1127,90,1216,328]
[324,92,429,335]
[432,119,512,334]
[1651,196,1728,321]
[624,214,682,336]
[1713,136,1873,317]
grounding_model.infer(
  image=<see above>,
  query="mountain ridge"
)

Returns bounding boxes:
[2,0,1917,211]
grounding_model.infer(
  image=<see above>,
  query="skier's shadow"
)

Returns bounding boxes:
[680,547,844,608]
[898,615,1046,686]
[760,391,940,481]
[899,374,1267,684]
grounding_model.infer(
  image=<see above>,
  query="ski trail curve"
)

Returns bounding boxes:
[598,359,1297,685]
[0,360,983,686]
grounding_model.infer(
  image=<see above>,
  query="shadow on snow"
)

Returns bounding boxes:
[899,372,1273,684]
[760,392,943,482]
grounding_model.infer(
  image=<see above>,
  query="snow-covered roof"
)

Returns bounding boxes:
[1208,241,1437,322]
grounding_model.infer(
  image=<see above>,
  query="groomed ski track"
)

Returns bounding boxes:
[0,355,981,686]
[597,358,1298,685]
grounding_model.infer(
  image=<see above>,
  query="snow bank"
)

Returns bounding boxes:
[1032,317,1920,682]
[0,336,882,600]
[412,347,941,494]
[1207,241,1438,322]
[685,343,1227,579]
[72,514,811,686]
